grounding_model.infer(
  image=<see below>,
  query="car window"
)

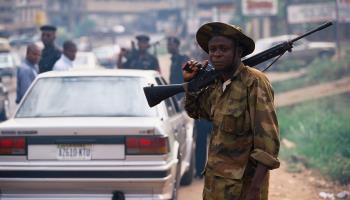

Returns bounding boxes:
[155,77,162,85]
[164,98,176,117]
[16,76,158,118]
[171,96,181,113]
[160,77,168,85]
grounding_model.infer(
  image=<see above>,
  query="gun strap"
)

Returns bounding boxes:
[262,50,287,72]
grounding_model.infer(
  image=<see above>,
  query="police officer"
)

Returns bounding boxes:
[117,34,160,72]
[167,36,189,85]
[38,25,61,73]
[183,22,280,200]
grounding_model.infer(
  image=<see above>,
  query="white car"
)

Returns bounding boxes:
[248,34,336,70]
[93,45,120,69]
[0,69,195,200]
[0,51,21,77]
[73,52,102,70]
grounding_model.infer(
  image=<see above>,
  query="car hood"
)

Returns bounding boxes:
[0,117,163,136]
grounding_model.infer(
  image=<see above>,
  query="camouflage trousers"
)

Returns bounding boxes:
[202,168,269,200]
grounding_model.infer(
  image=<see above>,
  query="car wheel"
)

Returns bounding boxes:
[180,142,194,186]
[171,152,181,200]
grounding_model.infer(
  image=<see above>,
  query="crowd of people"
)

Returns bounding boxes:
[16,25,78,103]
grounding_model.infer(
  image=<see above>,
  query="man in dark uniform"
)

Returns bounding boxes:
[117,34,160,72]
[167,36,189,85]
[167,36,211,179]
[38,25,61,73]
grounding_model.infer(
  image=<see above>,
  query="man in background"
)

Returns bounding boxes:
[167,36,189,86]
[117,34,160,72]
[53,40,77,71]
[167,36,211,179]
[38,25,61,73]
[16,44,41,104]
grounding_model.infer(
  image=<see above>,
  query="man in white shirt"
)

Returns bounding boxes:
[53,40,77,71]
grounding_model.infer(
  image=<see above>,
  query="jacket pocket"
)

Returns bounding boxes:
[221,107,246,135]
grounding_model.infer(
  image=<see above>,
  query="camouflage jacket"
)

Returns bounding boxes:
[185,63,280,180]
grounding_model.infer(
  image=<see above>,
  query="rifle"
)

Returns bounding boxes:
[144,21,333,107]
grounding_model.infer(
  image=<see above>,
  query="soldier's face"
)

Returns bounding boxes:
[208,36,238,71]
[41,31,56,46]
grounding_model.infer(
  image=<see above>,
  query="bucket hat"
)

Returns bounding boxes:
[196,22,255,57]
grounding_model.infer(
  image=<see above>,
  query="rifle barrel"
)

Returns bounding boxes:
[291,21,333,43]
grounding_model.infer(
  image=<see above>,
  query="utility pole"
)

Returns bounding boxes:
[335,0,341,56]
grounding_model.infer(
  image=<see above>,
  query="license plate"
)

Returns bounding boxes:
[57,144,92,160]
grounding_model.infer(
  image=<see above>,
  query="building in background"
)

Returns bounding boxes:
[0,0,46,37]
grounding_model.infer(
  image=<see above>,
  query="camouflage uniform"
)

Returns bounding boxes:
[185,63,280,200]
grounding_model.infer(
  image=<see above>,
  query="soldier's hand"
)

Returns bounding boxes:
[182,60,207,82]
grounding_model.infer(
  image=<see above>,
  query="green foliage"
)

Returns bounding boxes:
[278,93,350,184]
[272,54,350,93]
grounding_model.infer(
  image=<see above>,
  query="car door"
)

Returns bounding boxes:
[155,77,187,155]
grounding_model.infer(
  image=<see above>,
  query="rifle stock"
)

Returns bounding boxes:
[144,84,185,107]
[144,21,333,107]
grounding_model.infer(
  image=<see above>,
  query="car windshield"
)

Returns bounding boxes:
[16,76,158,117]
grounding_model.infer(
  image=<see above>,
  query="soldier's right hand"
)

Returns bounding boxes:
[182,60,207,82]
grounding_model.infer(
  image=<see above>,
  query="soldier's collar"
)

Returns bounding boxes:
[230,63,245,80]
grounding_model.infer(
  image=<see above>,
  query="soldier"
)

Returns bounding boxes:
[182,22,280,200]
[167,36,189,85]
[38,25,61,73]
[117,34,160,72]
